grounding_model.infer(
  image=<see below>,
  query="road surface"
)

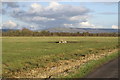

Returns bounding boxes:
[86,57,119,78]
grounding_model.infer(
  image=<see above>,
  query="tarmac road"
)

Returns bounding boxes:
[86,57,119,78]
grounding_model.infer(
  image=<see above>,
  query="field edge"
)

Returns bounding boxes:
[63,51,119,78]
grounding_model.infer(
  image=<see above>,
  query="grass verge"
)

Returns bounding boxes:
[64,51,119,78]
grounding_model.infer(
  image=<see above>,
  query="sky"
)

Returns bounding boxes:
[1,2,118,30]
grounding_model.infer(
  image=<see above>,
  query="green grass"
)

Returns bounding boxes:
[64,52,119,78]
[2,37,118,77]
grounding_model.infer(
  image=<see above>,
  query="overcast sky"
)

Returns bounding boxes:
[1,2,118,30]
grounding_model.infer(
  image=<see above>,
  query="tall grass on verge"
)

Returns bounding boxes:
[64,52,119,78]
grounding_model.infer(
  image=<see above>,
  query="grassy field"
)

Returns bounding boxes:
[2,37,119,78]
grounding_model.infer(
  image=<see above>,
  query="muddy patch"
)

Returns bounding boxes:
[48,41,83,43]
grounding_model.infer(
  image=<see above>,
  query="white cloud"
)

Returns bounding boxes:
[2,20,17,29]
[30,3,44,13]
[63,21,104,29]
[64,24,73,27]
[4,2,91,29]
[31,3,41,9]
[32,16,55,21]
[47,2,61,11]
[63,21,96,28]
[3,2,116,30]
[69,15,88,21]
[112,25,118,29]
[79,22,95,28]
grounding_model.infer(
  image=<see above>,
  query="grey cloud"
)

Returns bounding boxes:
[3,2,19,8]
[8,2,91,29]
[2,2,20,15]
[27,5,90,18]
[2,9,6,14]
[2,20,18,29]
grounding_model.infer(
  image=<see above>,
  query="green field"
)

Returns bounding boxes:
[2,37,119,78]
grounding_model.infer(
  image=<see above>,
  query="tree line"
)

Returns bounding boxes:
[2,28,119,37]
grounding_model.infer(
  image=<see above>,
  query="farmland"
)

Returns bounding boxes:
[2,37,119,78]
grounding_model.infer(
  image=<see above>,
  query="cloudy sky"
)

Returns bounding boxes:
[1,2,118,30]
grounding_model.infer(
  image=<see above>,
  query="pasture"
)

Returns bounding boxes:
[2,37,118,78]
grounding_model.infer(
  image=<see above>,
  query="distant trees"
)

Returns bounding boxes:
[2,28,119,37]
[2,28,33,36]
[21,28,33,36]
